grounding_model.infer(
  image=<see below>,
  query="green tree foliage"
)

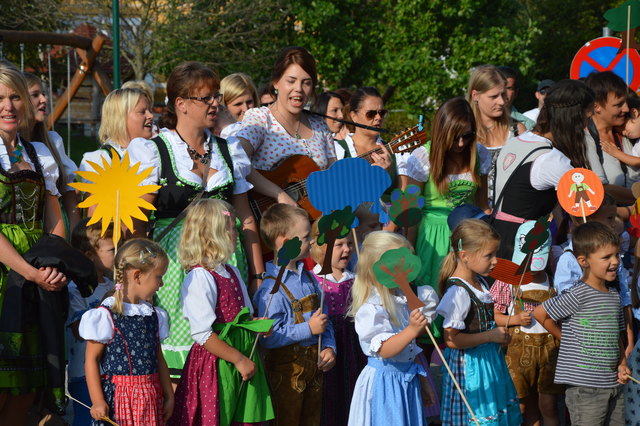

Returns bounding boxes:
[292,0,385,88]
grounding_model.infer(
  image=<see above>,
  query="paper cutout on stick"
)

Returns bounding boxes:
[270,237,302,295]
[373,247,425,311]
[389,185,425,228]
[556,168,604,220]
[316,207,356,275]
[70,149,161,247]
[490,258,534,286]
[605,0,640,51]
[306,157,392,224]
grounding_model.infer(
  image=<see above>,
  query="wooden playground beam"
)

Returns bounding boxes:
[0,30,93,50]
[49,34,108,128]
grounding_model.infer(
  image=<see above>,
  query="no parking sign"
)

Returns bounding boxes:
[570,36,640,90]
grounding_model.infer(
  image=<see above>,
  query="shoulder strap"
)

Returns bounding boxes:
[491,145,553,215]
[215,136,234,173]
[587,118,604,166]
[100,144,121,159]
[278,282,297,302]
[152,135,212,243]
[335,139,351,158]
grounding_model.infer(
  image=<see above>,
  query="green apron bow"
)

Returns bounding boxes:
[211,306,273,340]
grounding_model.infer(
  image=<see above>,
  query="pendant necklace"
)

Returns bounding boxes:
[9,143,24,164]
[176,130,212,165]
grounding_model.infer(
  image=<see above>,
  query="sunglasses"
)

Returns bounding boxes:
[261,101,275,107]
[455,131,476,143]
[364,109,388,120]
[187,93,223,105]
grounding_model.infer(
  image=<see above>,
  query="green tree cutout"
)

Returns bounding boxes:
[316,207,356,275]
[271,237,302,295]
[605,0,640,51]
[516,214,550,275]
[389,185,425,230]
[373,247,425,311]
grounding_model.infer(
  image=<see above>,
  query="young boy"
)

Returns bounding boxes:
[553,195,634,358]
[66,218,115,426]
[253,204,336,426]
[490,221,562,425]
[534,222,630,426]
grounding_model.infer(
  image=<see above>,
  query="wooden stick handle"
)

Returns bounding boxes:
[66,393,119,426]
[628,374,640,385]
[423,326,480,426]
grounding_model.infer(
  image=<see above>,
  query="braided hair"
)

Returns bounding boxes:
[111,238,167,315]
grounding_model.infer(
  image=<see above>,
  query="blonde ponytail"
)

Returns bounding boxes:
[437,251,459,297]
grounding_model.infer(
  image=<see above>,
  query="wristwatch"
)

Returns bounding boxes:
[252,272,267,280]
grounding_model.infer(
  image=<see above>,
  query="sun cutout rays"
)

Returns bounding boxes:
[70,149,161,247]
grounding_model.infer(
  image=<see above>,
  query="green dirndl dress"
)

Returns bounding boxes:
[0,141,46,394]
[414,143,482,291]
[149,133,249,376]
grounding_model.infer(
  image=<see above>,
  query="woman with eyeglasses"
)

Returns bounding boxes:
[398,97,490,293]
[467,65,526,205]
[127,61,264,382]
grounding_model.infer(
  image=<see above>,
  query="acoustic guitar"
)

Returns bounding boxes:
[248,125,428,220]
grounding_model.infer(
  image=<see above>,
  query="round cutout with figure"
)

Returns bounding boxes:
[556,168,604,218]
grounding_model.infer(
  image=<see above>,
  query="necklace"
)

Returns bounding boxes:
[273,107,302,139]
[176,129,212,165]
[8,143,23,164]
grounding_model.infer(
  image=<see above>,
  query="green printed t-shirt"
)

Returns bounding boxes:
[543,281,624,388]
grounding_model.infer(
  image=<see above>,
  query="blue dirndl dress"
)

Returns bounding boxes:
[439,278,521,426]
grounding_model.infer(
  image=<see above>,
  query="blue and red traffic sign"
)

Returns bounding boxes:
[570,36,640,90]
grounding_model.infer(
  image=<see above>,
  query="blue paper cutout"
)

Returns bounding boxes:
[306,157,392,224]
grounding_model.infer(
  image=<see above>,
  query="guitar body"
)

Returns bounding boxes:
[249,155,322,220]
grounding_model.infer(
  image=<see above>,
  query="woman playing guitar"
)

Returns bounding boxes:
[237,46,336,191]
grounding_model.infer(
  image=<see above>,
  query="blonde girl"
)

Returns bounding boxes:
[436,219,520,425]
[170,199,274,426]
[80,87,153,183]
[347,231,438,426]
[80,239,173,425]
[466,65,526,203]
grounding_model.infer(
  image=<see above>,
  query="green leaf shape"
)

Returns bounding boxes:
[522,214,550,254]
[373,247,422,288]
[317,206,356,246]
[277,237,302,267]
[604,1,640,31]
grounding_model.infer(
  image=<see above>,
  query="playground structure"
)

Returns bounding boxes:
[0,29,112,139]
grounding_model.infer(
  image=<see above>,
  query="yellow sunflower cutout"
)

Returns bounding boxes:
[70,149,161,247]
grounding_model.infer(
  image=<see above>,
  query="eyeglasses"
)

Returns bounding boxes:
[364,109,388,120]
[455,131,476,143]
[187,93,223,105]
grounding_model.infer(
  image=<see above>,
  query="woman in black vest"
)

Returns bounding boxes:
[128,62,263,380]
[492,80,594,257]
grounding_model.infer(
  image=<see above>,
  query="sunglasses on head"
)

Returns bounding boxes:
[364,109,388,120]
[455,131,476,143]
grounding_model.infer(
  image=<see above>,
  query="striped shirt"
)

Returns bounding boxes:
[543,281,624,388]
